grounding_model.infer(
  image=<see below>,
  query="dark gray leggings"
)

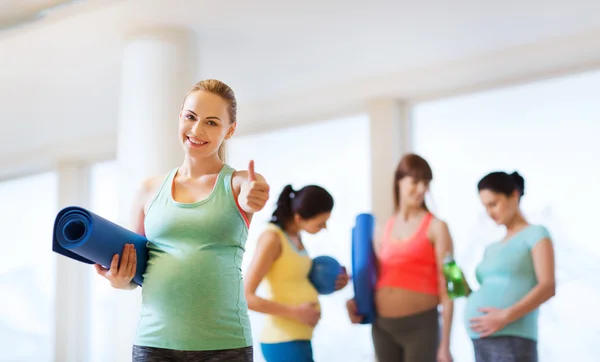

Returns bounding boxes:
[132,345,253,362]
[371,308,439,362]
[473,336,537,362]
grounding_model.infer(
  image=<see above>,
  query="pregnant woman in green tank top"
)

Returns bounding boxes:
[93,79,270,362]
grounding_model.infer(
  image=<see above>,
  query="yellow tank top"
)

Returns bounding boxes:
[259,224,320,343]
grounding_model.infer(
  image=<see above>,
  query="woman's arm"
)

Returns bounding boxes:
[431,219,455,353]
[504,238,556,323]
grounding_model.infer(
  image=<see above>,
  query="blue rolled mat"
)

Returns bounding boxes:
[351,213,377,324]
[52,206,149,286]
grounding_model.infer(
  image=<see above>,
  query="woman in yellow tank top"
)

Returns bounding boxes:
[244,184,349,362]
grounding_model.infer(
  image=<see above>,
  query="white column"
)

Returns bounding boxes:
[54,162,91,362]
[366,99,411,362]
[366,98,412,225]
[111,27,198,361]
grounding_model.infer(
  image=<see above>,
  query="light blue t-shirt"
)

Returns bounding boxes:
[464,224,551,341]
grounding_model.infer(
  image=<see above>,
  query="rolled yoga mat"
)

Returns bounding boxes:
[52,206,149,286]
[351,213,377,324]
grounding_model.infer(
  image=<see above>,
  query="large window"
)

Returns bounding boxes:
[87,160,122,362]
[0,171,58,362]
[412,69,600,362]
[228,115,373,362]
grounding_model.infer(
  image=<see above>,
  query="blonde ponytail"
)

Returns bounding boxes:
[218,142,227,163]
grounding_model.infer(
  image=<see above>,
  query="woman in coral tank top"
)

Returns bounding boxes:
[346,153,455,362]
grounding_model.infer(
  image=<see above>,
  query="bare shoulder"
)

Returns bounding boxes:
[258,228,281,247]
[430,216,450,234]
[427,216,454,256]
[428,215,453,244]
[256,227,283,258]
[128,174,168,233]
[142,175,164,197]
[137,175,167,212]
[143,175,164,192]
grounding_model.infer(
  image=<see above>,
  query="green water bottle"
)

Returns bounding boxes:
[442,252,468,299]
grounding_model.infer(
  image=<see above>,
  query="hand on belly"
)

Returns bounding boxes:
[469,306,510,338]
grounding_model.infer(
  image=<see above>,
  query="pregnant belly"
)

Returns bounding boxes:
[464,283,532,334]
[464,290,501,321]
[265,281,318,309]
[376,287,439,318]
[141,250,243,321]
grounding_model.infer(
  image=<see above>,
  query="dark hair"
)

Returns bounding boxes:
[477,171,525,197]
[393,153,433,211]
[270,184,334,228]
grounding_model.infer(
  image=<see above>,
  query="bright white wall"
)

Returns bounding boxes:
[0,172,57,362]
[6,26,600,181]
[412,68,600,362]
[87,161,124,362]
[227,115,374,362]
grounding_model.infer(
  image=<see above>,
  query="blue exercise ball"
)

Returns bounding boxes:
[309,255,342,295]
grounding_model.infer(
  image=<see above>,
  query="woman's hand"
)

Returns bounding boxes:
[469,307,510,337]
[291,302,321,327]
[437,344,453,362]
[345,299,364,324]
[94,244,137,289]
[238,160,269,214]
[335,267,350,291]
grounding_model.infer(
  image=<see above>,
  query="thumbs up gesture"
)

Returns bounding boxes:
[239,160,270,214]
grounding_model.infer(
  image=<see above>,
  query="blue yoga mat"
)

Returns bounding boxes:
[351,213,377,324]
[52,206,149,286]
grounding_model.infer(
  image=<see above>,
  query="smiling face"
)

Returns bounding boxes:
[398,176,430,210]
[178,90,236,158]
[392,154,433,212]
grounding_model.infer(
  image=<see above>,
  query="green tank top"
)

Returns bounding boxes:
[134,164,253,351]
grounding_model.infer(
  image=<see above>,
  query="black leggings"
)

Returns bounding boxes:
[371,308,439,362]
[132,345,253,362]
[473,336,537,362]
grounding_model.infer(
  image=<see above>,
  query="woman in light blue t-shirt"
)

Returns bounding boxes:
[464,171,556,362]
